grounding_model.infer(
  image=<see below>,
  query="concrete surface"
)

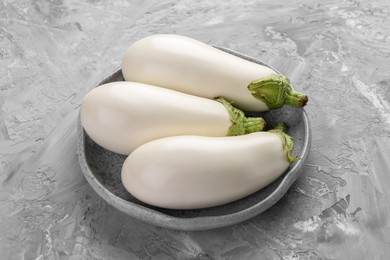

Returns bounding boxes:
[1,0,390,259]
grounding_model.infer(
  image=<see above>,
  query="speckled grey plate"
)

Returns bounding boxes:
[77,47,311,231]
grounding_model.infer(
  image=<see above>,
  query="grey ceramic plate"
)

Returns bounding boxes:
[77,47,311,231]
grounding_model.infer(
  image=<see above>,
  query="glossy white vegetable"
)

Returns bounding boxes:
[80,82,265,155]
[122,34,308,111]
[121,130,296,209]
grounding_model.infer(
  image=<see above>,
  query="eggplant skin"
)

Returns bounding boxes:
[80,81,231,155]
[121,132,290,209]
[122,34,275,111]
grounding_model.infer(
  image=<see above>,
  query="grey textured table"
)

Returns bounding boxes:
[1,1,390,259]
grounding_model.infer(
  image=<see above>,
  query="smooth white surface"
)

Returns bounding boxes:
[121,132,290,209]
[80,82,231,154]
[122,34,276,111]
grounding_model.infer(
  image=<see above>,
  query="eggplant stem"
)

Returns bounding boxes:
[273,123,288,132]
[285,90,309,107]
[214,97,266,136]
[269,125,299,163]
[248,74,308,109]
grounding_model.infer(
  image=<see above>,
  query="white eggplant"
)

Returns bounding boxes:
[122,34,308,112]
[80,81,265,155]
[121,128,297,209]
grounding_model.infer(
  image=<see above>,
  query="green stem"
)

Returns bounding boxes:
[241,117,266,134]
[273,123,287,132]
[269,126,299,163]
[247,74,308,109]
[285,90,309,107]
[215,97,266,136]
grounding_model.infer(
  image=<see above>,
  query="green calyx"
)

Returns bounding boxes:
[215,97,266,136]
[248,74,308,109]
[269,123,299,163]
